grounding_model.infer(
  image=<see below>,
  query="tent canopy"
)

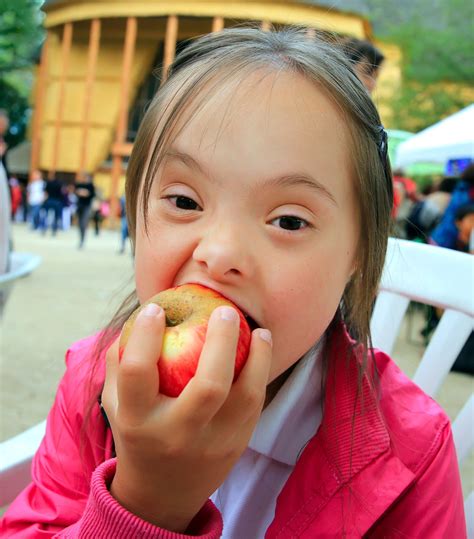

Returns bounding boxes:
[395,105,474,168]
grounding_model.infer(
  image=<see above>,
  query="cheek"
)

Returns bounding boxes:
[133,228,178,303]
[267,260,351,382]
[134,235,160,303]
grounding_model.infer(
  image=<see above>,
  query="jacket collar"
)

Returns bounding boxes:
[266,321,415,537]
[248,338,323,466]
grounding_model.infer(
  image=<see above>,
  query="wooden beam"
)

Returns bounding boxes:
[44,3,368,39]
[110,16,137,220]
[49,22,73,179]
[77,18,101,179]
[43,119,112,129]
[162,15,178,83]
[29,35,49,181]
[112,141,134,157]
[212,16,224,32]
[48,74,122,83]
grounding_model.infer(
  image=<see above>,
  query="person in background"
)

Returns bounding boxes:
[27,170,46,230]
[430,163,474,249]
[0,109,11,275]
[20,180,29,223]
[41,176,65,236]
[424,202,474,372]
[405,176,457,241]
[9,177,22,220]
[391,168,419,238]
[454,203,474,253]
[119,194,129,254]
[0,109,10,179]
[341,37,385,94]
[392,168,418,218]
[74,172,96,249]
[91,188,105,236]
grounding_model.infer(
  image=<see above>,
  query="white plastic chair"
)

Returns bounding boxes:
[371,237,474,535]
[0,251,42,506]
[0,421,46,507]
[0,251,42,318]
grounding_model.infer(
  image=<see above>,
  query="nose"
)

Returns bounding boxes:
[192,221,254,281]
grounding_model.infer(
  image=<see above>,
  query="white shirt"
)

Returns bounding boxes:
[27,179,45,205]
[210,340,323,538]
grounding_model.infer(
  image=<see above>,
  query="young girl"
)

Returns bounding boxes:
[1,28,466,538]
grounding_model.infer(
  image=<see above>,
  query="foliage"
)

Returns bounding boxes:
[0,0,44,149]
[0,78,30,149]
[368,0,474,131]
[0,0,44,73]
[390,82,472,133]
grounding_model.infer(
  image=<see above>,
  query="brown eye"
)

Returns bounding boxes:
[273,216,308,231]
[167,195,202,211]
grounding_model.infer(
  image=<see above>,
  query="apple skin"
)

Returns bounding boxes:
[119,284,251,397]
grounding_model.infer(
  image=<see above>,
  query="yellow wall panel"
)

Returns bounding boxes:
[372,41,402,128]
[89,81,121,124]
[63,81,88,123]
[44,31,62,78]
[56,126,82,171]
[39,26,158,173]
[84,127,113,171]
[39,125,54,171]
[42,81,60,123]
[94,170,126,199]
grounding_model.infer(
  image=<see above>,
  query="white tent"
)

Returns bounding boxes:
[395,104,474,168]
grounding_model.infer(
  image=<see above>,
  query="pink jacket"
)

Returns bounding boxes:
[1,324,466,538]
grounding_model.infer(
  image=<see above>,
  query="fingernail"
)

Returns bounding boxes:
[258,329,272,346]
[218,306,238,322]
[141,303,161,317]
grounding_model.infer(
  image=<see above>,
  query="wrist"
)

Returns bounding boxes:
[110,466,195,533]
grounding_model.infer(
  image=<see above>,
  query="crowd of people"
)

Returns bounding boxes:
[392,163,474,374]
[4,168,130,252]
[393,164,474,253]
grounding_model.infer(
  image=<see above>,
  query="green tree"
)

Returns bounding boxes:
[368,0,474,131]
[0,0,44,149]
[0,0,44,73]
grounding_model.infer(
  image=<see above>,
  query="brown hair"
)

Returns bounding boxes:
[86,27,392,412]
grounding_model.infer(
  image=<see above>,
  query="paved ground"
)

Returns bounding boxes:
[1,222,472,497]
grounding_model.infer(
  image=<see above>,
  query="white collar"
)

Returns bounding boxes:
[248,338,324,466]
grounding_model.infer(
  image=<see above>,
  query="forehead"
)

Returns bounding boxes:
[167,69,353,199]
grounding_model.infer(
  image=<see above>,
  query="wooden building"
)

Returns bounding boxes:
[32,0,401,213]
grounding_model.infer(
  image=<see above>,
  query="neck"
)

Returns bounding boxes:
[263,362,297,409]
[262,337,325,410]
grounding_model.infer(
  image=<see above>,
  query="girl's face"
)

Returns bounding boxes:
[134,70,359,383]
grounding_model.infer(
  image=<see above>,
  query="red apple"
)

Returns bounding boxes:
[119,284,251,397]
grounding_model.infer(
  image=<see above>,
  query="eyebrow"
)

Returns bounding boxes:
[164,149,338,207]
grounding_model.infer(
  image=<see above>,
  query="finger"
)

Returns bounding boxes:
[218,328,272,428]
[118,303,165,421]
[175,306,240,425]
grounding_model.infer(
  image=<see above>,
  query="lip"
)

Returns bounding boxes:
[178,280,260,329]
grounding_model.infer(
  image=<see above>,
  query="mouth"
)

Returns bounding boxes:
[181,281,260,331]
[242,312,259,332]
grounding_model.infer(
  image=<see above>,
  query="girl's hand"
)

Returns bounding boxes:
[102,303,272,533]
